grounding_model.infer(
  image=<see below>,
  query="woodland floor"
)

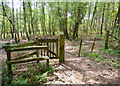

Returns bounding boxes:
[0,35,119,84]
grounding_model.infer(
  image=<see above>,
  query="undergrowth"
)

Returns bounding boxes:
[2,61,54,85]
[82,48,119,69]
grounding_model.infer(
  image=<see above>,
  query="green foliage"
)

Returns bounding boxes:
[2,62,54,84]
[86,51,119,69]
[99,47,120,56]
[110,63,119,68]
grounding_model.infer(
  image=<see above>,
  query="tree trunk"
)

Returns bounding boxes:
[28,16,31,36]
[64,3,69,40]
[118,2,120,47]
[35,2,38,34]
[42,2,46,35]
[23,0,30,40]
[52,18,55,36]
[20,6,22,38]
[49,16,51,35]
[16,9,20,42]
[28,2,34,35]
[57,2,62,32]
[12,0,17,43]
[3,16,5,39]
[90,2,98,34]
[1,2,5,40]
[87,3,91,34]
[73,3,82,40]
[100,3,106,37]
[73,22,79,40]
[2,2,14,39]
[105,31,109,49]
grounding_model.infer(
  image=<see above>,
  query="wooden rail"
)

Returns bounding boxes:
[8,46,48,52]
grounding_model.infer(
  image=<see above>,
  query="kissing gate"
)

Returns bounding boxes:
[4,34,65,84]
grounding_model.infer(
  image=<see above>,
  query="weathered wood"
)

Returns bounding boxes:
[105,31,109,49]
[38,39,58,43]
[6,56,49,64]
[9,42,35,48]
[5,43,12,84]
[53,41,54,57]
[37,38,59,59]
[9,46,48,52]
[36,37,39,63]
[78,39,82,57]
[46,59,49,76]
[50,40,51,57]
[40,42,43,56]
[56,40,58,59]
[12,52,37,60]
[44,42,45,56]
[46,59,49,68]
[59,34,65,62]
[48,50,56,56]
[91,37,96,52]
[47,42,49,57]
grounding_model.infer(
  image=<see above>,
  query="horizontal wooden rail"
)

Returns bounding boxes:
[38,39,58,43]
[9,42,36,48]
[12,52,37,60]
[6,56,49,64]
[7,46,48,52]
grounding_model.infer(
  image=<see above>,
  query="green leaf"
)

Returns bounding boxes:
[19,79,28,84]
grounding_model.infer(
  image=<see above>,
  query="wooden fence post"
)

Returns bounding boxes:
[91,37,96,52]
[105,31,109,49]
[5,43,12,84]
[59,34,65,62]
[56,40,58,58]
[36,37,39,63]
[78,39,82,57]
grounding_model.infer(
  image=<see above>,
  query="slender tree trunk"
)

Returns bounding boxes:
[42,2,46,35]
[28,2,34,35]
[9,12,14,39]
[57,2,62,32]
[73,3,83,40]
[2,2,14,39]
[100,3,105,37]
[12,0,17,43]
[1,2,5,40]
[35,2,38,34]
[3,16,5,39]
[20,6,22,38]
[87,3,91,34]
[49,16,51,35]
[64,3,69,39]
[52,18,55,36]
[28,16,31,36]
[10,25,14,39]
[1,27,3,40]
[118,2,120,47]
[73,22,79,40]
[90,2,98,34]
[23,0,30,40]
[16,9,20,42]
[105,31,109,49]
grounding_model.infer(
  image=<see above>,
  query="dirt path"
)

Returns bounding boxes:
[47,53,118,84]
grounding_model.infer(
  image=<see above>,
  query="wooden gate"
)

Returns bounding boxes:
[36,38,59,59]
